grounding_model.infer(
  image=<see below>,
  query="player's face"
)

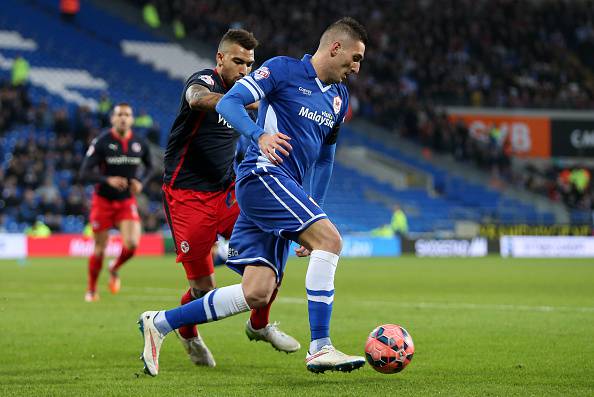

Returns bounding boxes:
[217,43,255,87]
[331,39,365,83]
[111,105,134,133]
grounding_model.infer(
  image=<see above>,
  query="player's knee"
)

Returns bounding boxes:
[94,241,107,255]
[315,227,342,255]
[123,239,138,251]
[244,288,273,309]
[324,230,342,254]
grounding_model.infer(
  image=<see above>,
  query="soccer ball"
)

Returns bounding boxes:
[365,324,414,374]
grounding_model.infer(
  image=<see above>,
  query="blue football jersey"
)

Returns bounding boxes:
[236,54,349,185]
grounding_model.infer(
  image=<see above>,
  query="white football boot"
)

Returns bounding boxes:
[245,320,301,353]
[174,330,216,367]
[138,311,166,376]
[305,345,366,373]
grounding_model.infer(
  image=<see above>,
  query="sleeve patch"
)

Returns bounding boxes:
[198,74,215,85]
[254,66,270,80]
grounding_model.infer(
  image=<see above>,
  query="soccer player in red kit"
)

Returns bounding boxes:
[79,103,153,302]
[162,29,299,367]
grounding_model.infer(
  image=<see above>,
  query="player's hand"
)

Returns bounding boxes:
[258,132,292,164]
[245,101,259,111]
[294,245,311,257]
[106,176,128,191]
[130,179,143,195]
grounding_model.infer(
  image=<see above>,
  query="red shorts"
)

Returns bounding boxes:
[162,183,239,280]
[89,193,140,232]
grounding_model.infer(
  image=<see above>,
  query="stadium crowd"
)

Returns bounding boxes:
[143,0,594,115]
[137,0,594,210]
[3,1,594,232]
[0,83,165,233]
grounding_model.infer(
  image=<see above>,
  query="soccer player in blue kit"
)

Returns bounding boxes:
[138,17,367,375]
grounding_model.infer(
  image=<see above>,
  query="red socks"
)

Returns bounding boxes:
[110,246,136,273]
[249,288,278,330]
[178,289,199,339]
[87,254,104,292]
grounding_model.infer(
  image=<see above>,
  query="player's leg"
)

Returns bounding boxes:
[138,205,288,376]
[162,185,218,366]
[138,264,276,376]
[218,186,299,352]
[86,194,112,301]
[108,218,141,294]
[298,219,365,373]
[86,229,108,302]
[241,171,363,372]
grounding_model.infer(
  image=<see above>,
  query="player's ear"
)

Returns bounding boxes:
[216,51,225,66]
[330,41,341,57]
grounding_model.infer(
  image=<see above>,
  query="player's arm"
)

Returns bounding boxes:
[309,90,348,207]
[78,139,127,190]
[186,84,259,112]
[186,84,222,112]
[130,143,155,195]
[309,136,337,209]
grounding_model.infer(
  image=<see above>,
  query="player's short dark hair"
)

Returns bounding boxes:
[323,17,368,46]
[219,29,259,51]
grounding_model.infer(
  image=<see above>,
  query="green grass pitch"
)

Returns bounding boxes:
[1,255,593,396]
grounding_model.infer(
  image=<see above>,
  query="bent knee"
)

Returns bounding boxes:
[244,289,272,309]
[324,231,342,254]
[314,228,342,255]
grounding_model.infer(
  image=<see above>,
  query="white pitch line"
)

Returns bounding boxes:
[2,288,593,314]
[275,297,594,314]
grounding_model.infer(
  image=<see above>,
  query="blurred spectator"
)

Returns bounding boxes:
[143,2,161,28]
[25,219,52,238]
[134,109,154,128]
[391,204,409,238]
[60,0,80,23]
[97,92,112,128]
[19,189,38,224]
[11,55,29,87]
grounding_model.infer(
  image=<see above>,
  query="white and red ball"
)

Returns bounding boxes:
[365,324,414,374]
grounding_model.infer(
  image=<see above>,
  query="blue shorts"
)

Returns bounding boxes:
[226,169,327,282]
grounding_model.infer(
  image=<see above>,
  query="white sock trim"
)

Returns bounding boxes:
[306,250,339,302]
[202,284,249,321]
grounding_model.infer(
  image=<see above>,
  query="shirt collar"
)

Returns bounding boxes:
[302,54,334,92]
[301,54,317,78]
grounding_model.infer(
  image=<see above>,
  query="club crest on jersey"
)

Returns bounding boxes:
[131,142,141,152]
[333,96,342,114]
[254,66,270,80]
[198,74,215,86]
[180,241,190,254]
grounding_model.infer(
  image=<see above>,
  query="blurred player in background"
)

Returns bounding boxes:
[160,29,299,368]
[79,103,153,302]
[138,17,367,376]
